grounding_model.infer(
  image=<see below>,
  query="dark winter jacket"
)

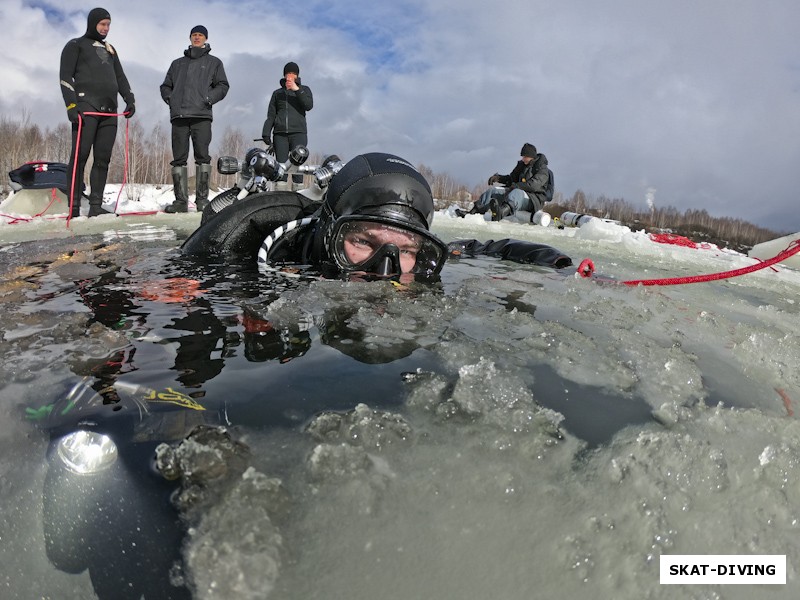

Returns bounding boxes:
[261,77,314,139]
[160,45,229,121]
[59,35,134,114]
[498,153,550,207]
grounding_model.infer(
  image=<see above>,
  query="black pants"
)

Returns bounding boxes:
[273,132,308,184]
[272,132,308,163]
[68,114,118,203]
[170,118,212,166]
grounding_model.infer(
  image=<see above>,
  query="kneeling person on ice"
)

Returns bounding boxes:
[457,143,551,221]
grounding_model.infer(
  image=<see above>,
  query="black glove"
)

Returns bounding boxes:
[487,174,500,185]
[263,137,271,147]
[205,98,213,109]
[124,102,135,118]
[67,104,79,123]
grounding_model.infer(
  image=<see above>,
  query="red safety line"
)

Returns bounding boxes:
[0,212,32,224]
[113,115,130,213]
[1,183,70,223]
[67,115,84,225]
[68,111,131,226]
[578,240,800,286]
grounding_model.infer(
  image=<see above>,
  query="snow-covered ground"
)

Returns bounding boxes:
[1,184,800,599]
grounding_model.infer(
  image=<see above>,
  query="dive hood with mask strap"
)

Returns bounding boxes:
[312,153,447,279]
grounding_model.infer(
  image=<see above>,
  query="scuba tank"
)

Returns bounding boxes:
[559,211,595,228]
[531,210,551,226]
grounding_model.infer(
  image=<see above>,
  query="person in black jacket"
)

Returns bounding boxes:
[181,152,572,279]
[261,62,313,184]
[161,25,230,213]
[59,7,135,217]
[457,143,552,221]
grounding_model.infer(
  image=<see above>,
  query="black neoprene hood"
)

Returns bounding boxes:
[324,153,435,230]
[85,7,111,41]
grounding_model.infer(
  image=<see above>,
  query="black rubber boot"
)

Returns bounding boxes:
[195,164,211,212]
[165,166,189,213]
[274,172,290,192]
[454,205,480,218]
[88,194,112,217]
[88,204,112,217]
[291,172,305,190]
[490,199,513,221]
[67,180,85,217]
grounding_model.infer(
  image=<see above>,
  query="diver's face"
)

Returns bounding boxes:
[96,19,110,38]
[342,224,421,274]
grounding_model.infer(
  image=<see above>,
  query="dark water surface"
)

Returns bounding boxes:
[2,228,798,599]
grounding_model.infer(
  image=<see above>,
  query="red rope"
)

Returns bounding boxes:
[0,212,32,224]
[1,179,68,224]
[578,240,800,286]
[32,187,61,218]
[67,114,83,226]
[114,116,131,213]
[68,111,130,227]
[648,232,714,250]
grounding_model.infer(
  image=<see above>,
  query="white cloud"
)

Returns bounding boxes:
[4,0,800,230]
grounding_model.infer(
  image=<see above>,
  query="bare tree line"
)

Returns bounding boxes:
[0,112,251,195]
[0,113,783,247]
[545,190,780,249]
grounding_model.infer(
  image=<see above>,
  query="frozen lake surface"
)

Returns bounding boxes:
[1,205,799,599]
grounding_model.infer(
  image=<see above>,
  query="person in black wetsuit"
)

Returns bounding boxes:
[181,152,573,277]
[59,7,135,217]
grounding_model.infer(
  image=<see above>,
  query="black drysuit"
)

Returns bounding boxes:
[180,193,572,271]
[59,13,134,207]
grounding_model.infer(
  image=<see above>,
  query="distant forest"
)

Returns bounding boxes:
[0,113,781,251]
[419,167,782,253]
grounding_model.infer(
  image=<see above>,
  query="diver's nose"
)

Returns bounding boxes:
[376,244,401,276]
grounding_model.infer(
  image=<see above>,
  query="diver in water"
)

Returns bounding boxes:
[180,152,572,277]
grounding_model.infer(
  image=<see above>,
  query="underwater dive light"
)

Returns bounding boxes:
[56,430,118,474]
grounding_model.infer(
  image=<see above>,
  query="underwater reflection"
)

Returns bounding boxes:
[28,247,442,598]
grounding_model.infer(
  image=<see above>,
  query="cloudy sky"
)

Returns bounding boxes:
[2,0,799,231]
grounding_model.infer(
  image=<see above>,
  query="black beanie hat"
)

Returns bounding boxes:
[520,143,538,158]
[191,25,208,38]
[85,7,111,41]
[284,62,300,76]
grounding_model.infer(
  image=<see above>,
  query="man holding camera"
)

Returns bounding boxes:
[262,62,314,186]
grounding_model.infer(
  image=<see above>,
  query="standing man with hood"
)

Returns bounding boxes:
[161,25,230,213]
[59,7,135,217]
[262,62,314,185]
